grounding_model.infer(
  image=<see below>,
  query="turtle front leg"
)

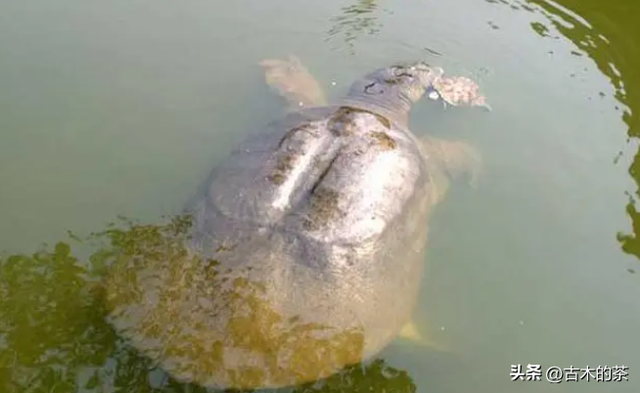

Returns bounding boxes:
[420,135,483,189]
[259,55,328,111]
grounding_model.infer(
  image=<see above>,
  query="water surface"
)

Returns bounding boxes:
[1,0,639,392]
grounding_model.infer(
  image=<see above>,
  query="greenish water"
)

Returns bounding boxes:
[1,0,639,392]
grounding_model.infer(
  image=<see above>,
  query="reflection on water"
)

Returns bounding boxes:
[104,216,368,389]
[486,0,638,267]
[326,0,386,54]
[531,0,637,264]
[0,216,416,393]
[523,0,630,109]
[2,0,640,391]
[0,243,114,392]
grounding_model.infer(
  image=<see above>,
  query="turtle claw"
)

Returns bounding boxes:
[259,55,327,109]
[448,141,483,188]
[421,137,483,188]
[470,94,492,112]
[460,143,483,189]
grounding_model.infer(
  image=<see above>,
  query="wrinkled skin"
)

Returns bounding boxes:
[260,55,483,199]
[105,56,485,390]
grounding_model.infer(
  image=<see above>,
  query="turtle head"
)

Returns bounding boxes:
[342,62,444,126]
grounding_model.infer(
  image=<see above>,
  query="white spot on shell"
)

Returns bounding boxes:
[331,81,337,86]
[298,102,304,107]
[428,91,440,100]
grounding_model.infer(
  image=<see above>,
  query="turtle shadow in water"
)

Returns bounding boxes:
[100,214,423,391]
[147,340,461,393]
[0,214,424,393]
[98,216,466,393]
[149,357,418,393]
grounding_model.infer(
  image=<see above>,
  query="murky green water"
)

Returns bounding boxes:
[1,0,639,392]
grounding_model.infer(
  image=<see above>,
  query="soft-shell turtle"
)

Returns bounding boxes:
[428,74,491,110]
[104,55,488,390]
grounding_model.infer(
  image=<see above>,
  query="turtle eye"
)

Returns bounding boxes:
[391,66,408,77]
[364,82,385,95]
[391,66,413,79]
